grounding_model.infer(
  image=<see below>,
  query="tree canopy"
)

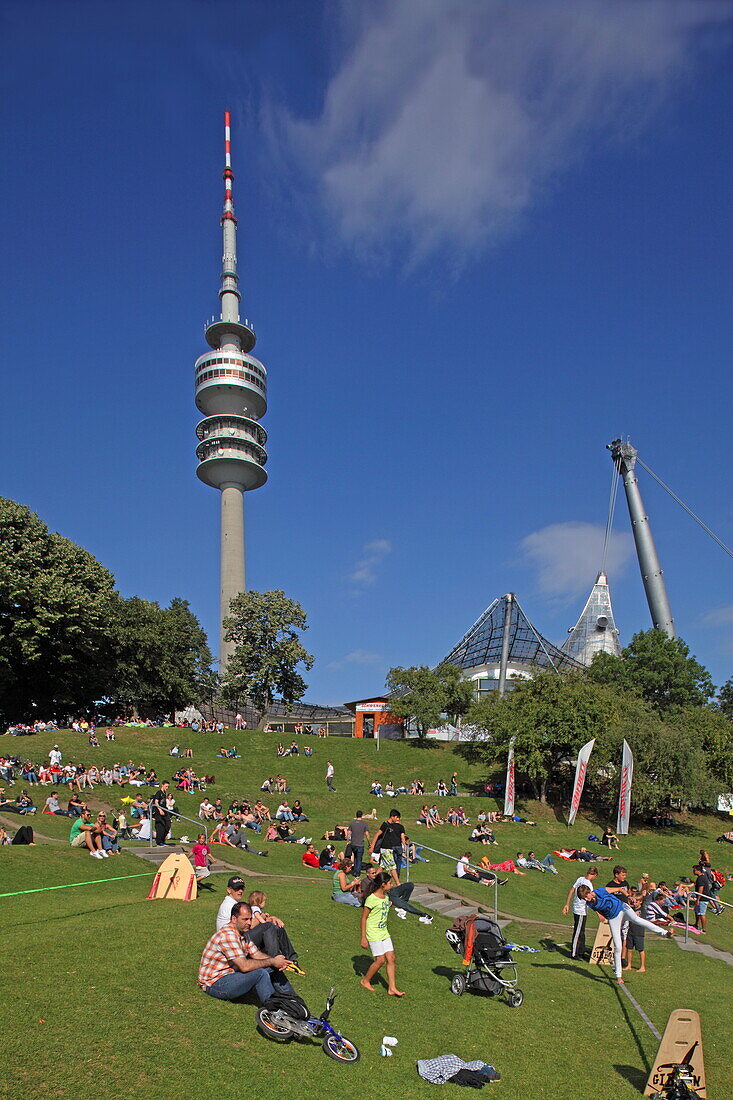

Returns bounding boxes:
[587,628,714,711]
[0,497,117,722]
[0,497,213,723]
[385,662,474,739]
[107,595,212,716]
[221,590,314,724]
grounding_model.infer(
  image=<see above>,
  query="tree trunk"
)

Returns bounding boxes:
[539,777,548,804]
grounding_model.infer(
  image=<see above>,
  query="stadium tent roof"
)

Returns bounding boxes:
[442,593,584,675]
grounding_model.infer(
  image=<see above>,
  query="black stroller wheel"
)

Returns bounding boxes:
[509,989,524,1008]
[450,973,467,996]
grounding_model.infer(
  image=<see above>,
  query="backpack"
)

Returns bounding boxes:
[712,869,726,888]
[262,991,309,1021]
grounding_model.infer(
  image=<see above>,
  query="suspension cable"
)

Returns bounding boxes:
[636,457,733,559]
[601,454,621,574]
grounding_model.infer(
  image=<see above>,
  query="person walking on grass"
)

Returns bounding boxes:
[359,871,405,997]
[326,761,336,792]
[576,884,674,985]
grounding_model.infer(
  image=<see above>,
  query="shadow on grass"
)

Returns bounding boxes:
[614,1064,649,1091]
[351,953,388,988]
[406,739,441,751]
[611,982,654,1075]
[432,965,457,980]
[531,961,611,984]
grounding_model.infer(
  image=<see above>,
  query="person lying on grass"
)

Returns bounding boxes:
[516,851,558,874]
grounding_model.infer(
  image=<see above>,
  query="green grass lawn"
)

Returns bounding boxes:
[1,727,732,1099]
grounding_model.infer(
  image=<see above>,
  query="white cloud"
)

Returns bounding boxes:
[269,0,731,265]
[327,649,384,670]
[348,538,392,590]
[702,605,733,627]
[520,521,633,600]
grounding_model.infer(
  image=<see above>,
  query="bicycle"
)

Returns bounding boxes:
[256,988,360,1063]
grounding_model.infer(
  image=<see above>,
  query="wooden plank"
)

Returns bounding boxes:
[590,920,615,966]
[644,1009,705,1098]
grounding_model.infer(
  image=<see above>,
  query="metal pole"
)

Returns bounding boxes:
[608,440,675,637]
[497,594,513,697]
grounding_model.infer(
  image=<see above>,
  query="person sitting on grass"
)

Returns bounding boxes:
[602,825,620,850]
[69,809,107,858]
[332,859,362,906]
[222,816,269,857]
[469,824,496,845]
[319,843,337,869]
[198,902,295,1005]
[96,812,120,853]
[417,804,437,828]
[302,843,320,868]
[455,852,507,887]
[44,792,63,815]
[291,800,308,821]
[247,890,304,974]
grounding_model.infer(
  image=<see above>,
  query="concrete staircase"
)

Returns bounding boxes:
[409,882,509,927]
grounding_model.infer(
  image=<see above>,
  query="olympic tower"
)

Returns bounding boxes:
[195,112,268,670]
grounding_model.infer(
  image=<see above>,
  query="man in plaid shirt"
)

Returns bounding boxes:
[198,902,295,1003]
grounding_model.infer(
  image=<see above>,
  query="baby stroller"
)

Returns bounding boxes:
[445,916,524,1007]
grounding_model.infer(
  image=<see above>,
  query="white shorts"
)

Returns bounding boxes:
[368,936,394,957]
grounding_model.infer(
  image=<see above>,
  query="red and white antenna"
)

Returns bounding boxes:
[223,110,236,224]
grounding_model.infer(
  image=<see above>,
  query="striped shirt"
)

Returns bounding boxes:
[197,923,256,989]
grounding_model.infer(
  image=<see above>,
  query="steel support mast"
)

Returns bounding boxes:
[608,439,675,638]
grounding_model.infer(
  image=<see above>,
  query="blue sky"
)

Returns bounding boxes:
[1,1,731,704]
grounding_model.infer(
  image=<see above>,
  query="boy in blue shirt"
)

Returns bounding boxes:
[577,885,674,984]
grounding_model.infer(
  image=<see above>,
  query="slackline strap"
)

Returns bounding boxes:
[0,872,152,899]
[618,982,662,1041]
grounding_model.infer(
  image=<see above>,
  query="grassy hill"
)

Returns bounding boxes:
[1,726,732,1099]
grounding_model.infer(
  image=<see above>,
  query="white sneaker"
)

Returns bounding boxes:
[419,915,433,924]
[91,850,104,858]
[395,908,407,919]
[100,850,110,857]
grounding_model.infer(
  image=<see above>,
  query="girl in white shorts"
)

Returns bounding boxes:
[359,871,405,997]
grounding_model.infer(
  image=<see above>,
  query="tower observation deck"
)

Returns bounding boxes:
[195,112,268,670]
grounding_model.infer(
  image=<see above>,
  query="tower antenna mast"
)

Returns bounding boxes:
[194,111,269,671]
[608,439,674,638]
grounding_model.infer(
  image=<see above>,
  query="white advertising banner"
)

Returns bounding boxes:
[503,743,516,817]
[567,738,595,826]
[616,739,634,835]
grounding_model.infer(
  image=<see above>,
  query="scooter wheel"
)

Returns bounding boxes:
[509,989,524,1008]
[256,1008,293,1042]
[322,1034,360,1063]
[450,974,467,996]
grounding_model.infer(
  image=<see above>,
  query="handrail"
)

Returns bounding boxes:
[682,889,732,943]
[146,799,208,849]
[407,842,499,922]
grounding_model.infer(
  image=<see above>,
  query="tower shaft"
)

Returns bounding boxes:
[220,485,245,665]
[609,440,675,638]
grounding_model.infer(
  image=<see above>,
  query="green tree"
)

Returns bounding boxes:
[0,497,117,723]
[385,663,473,740]
[587,628,714,712]
[107,595,212,716]
[220,590,314,726]
[679,705,733,793]
[717,677,733,720]
[465,670,615,802]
